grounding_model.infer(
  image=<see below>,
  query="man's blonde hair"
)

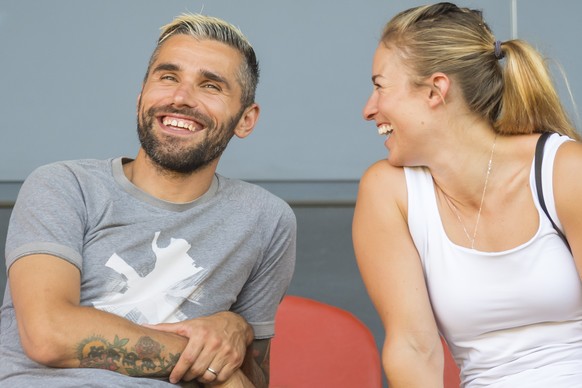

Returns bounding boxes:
[144,13,259,108]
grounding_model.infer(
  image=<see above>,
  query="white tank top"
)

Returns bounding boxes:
[405,134,582,387]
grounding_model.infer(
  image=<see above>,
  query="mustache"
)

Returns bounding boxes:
[146,105,213,128]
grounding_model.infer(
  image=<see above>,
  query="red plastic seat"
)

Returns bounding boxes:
[270,295,382,388]
[442,336,461,388]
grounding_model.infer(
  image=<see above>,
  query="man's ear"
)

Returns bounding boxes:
[136,92,142,113]
[234,103,260,139]
[428,73,450,107]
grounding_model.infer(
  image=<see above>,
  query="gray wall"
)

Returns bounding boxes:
[1,1,582,386]
[6,0,582,182]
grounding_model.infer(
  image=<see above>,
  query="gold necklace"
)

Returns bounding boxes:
[448,134,497,249]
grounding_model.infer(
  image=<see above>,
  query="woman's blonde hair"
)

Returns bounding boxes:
[381,2,580,140]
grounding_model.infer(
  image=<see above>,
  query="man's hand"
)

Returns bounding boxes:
[146,311,254,384]
[204,369,255,388]
[204,339,271,388]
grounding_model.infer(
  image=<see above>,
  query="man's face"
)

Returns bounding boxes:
[137,35,246,174]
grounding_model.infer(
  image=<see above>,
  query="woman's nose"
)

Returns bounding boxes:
[362,93,378,121]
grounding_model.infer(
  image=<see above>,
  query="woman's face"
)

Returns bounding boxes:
[363,45,433,166]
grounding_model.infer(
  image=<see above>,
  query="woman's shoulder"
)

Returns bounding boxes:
[360,160,431,192]
[553,137,582,181]
[555,136,582,158]
[361,159,405,183]
[357,159,409,207]
[554,138,582,189]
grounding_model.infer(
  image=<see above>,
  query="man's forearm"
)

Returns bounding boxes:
[73,328,186,377]
[239,360,267,388]
[239,339,270,388]
[203,339,270,388]
[11,254,189,378]
[28,305,188,378]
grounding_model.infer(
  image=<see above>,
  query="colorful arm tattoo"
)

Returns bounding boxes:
[76,335,180,377]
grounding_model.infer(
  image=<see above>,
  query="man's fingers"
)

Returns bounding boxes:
[188,363,221,383]
[169,345,203,383]
[142,322,182,334]
[146,313,250,383]
[185,344,241,383]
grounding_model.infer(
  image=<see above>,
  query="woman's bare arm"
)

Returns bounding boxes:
[353,161,444,387]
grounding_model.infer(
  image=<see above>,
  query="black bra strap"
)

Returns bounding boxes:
[534,132,571,252]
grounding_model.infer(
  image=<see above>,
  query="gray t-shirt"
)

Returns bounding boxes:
[0,157,296,387]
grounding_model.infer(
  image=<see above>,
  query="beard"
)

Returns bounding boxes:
[137,103,242,175]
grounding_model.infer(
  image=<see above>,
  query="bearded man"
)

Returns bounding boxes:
[0,13,296,388]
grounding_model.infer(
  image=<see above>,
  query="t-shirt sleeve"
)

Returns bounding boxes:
[5,163,87,273]
[231,202,296,339]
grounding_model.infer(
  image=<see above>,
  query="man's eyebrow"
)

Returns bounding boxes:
[152,62,181,74]
[200,69,232,90]
[151,64,232,89]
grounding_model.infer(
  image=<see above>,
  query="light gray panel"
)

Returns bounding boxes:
[516,0,582,129]
[1,0,513,181]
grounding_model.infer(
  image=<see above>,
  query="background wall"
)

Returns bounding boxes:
[2,0,581,180]
[1,1,581,386]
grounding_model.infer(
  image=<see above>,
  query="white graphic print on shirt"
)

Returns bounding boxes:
[92,231,205,323]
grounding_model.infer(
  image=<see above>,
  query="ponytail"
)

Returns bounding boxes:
[380,2,580,141]
[495,39,580,140]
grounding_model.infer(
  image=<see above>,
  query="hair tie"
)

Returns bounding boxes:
[494,40,505,60]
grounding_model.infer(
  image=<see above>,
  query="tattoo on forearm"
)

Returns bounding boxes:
[76,335,180,377]
[242,339,271,387]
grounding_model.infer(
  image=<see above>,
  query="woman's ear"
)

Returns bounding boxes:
[428,73,450,107]
[234,103,260,139]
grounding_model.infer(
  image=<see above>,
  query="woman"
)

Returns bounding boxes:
[352,2,582,387]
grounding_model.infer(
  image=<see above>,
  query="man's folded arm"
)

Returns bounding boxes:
[11,253,188,377]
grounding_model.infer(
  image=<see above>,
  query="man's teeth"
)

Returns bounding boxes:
[162,117,195,132]
[378,124,393,135]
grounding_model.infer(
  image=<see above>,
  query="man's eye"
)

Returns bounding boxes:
[203,83,221,91]
[161,75,177,81]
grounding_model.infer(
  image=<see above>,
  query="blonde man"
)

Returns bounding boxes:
[1,14,295,388]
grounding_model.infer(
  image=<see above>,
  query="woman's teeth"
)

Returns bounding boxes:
[378,124,393,135]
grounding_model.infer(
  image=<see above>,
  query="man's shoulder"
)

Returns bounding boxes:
[22,158,117,195]
[216,175,294,214]
[30,158,114,178]
[217,175,284,201]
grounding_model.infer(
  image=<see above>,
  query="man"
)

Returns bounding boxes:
[0,13,296,388]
